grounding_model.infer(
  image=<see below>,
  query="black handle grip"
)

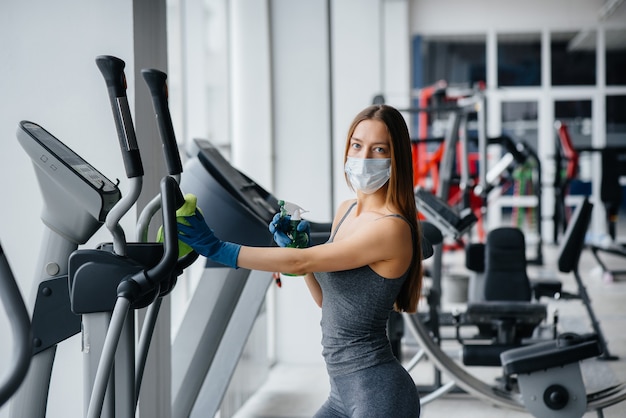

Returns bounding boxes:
[144,176,183,284]
[120,177,185,299]
[141,69,183,176]
[95,55,127,97]
[96,55,144,178]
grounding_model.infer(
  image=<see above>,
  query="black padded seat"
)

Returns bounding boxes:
[483,227,531,301]
[462,302,547,366]
[501,333,602,376]
[465,301,547,341]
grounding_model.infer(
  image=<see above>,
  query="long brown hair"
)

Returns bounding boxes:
[343,105,423,313]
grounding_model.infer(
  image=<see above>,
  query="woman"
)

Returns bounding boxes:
[178,104,423,417]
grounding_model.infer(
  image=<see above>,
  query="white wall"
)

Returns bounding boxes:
[0,1,135,287]
[230,0,274,189]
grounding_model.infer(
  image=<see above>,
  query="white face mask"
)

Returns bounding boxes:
[344,157,391,194]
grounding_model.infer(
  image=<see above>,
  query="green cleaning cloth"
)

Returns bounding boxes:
[157,193,199,257]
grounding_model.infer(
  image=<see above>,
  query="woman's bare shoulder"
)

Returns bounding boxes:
[336,199,357,214]
[330,199,357,229]
[335,199,356,217]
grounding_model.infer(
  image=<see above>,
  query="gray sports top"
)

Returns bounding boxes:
[313,202,410,376]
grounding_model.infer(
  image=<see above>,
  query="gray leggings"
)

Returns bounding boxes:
[313,360,420,418]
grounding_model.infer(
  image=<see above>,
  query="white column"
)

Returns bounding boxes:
[229,0,273,188]
[591,27,607,235]
[269,0,331,365]
[382,0,411,109]
[540,28,555,243]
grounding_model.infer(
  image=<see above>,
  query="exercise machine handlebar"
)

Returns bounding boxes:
[97,55,144,256]
[135,67,182,242]
[120,176,184,300]
[95,55,144,179]
[133,66,198,407]
[141,69,183,177]
[0,244,33,407]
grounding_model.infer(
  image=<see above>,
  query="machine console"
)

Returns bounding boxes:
[17,121,121,242]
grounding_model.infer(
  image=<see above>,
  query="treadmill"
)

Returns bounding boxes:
[173,138,330,417]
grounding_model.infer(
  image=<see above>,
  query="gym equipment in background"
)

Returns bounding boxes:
[396,101,620,413]
[402,195,624,416]
[553,121,626,280]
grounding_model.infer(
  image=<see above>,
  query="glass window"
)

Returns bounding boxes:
[413,34,486,88]
[497,33,541,87]
[606,29,626,86]
[607,95,626,146]
[501,101,538,150]
[166,0,230,148]
[551,31,596,86]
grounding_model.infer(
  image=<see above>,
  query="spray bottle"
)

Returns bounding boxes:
[276,200,309,283]
[278,200,310,249]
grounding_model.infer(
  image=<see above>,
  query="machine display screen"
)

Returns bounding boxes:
[195,139,279,222]
[20,122,118,193]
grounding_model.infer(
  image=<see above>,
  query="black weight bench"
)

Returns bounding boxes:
[463,197,615,366]
[462,301,547,366]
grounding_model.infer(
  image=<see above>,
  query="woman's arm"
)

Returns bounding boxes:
[237,216,409,276]
[180,197,410,280]
[303,272,322,307]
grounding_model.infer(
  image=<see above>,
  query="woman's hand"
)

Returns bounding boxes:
[178,210,240,268]
[269,213,310,248]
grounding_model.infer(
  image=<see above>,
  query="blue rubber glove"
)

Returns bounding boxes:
[177,210,241,269]
[268,213,310,248]
[269,213,292,247]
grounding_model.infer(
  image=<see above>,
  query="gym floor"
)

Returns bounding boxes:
[232,221,626,418]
